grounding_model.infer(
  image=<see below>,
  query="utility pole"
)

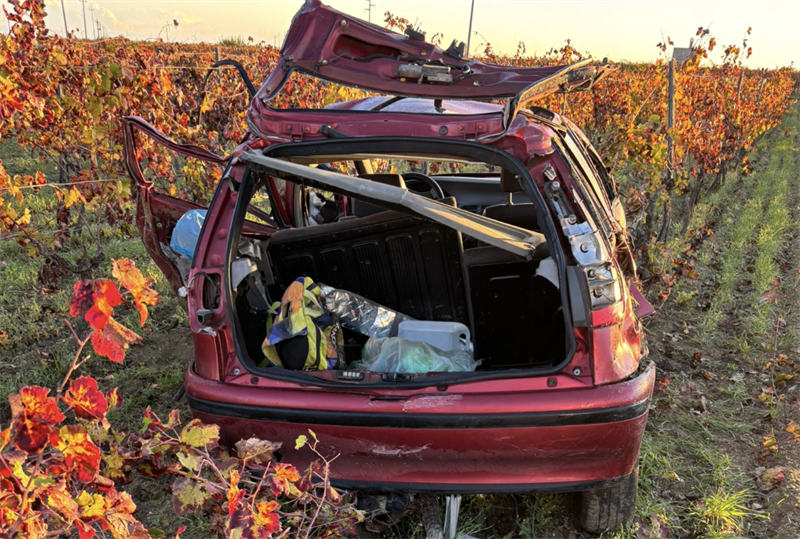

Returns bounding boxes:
[80,0,88,39]
[465,0,475,58]
[364,0,376,23]
[60,0,69,36]
[89,4,97,40]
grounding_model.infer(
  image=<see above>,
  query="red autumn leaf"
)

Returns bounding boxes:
[112,258,159,326]
[252,500,281,538]
[63,376,109,421]
[52,425,102,483]
[70,279,123,329]
[227,471,245,517]
[44,483,80,523]
[70,280,95,319]
[76,520,96,539]
[0,488,23,527]
[230,501,282,539]
[11,386,65,453]
[90,317,143,363]
[85,280,123,330]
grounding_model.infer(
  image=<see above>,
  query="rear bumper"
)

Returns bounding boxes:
[186,362,655,493]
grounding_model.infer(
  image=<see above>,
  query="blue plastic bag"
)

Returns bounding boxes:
[169,209,207,260]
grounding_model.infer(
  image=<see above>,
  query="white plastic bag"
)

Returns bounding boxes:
[354,337,480,374]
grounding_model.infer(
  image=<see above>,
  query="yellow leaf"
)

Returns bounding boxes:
[762,429,778,452]
[65,186,85,208]
[179,419,220,448]
[294,435,308,450]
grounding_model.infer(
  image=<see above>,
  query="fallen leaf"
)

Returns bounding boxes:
[758,466,786,491]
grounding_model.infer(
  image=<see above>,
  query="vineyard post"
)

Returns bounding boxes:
[658,58,676,243]
[737,69,744,100]
[215,46,220,63]
[758,78,766,103]
[667,58,675,176]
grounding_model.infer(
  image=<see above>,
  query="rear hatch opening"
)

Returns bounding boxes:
[225,141,578,387]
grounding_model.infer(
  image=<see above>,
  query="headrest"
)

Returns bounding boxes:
[358,173,407,190]
[499,169,522,193]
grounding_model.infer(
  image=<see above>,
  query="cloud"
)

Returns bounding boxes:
[100,7,121,28]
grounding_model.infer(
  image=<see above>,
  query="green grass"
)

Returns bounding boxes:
[687,487,763,538]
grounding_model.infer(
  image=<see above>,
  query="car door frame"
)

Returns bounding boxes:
[122,116,228,293]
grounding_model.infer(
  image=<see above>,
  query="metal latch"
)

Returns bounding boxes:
[397,64,453,84]
[196,309,214,324]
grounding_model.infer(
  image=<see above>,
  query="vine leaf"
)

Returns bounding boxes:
[10,386,65,453]
[112,258,159,326]
[180,419,220,448]
[90,318,142,364]
[52,425,102,483]
[63,376,108,421]
[172,477,212,516]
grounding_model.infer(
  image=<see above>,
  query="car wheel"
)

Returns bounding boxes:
[579,466,638,533]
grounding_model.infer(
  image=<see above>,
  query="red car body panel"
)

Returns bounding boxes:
[258,0,606,103]
[124,0,653,496]
[186,362,654,490]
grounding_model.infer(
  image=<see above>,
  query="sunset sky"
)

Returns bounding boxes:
[16,0,800,68]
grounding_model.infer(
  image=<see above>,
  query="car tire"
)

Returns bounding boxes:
[579,466,638,533]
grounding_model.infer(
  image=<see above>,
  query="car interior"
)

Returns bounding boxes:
[228,160,568,374]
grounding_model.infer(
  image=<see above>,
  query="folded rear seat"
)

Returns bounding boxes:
[267,198,469,326]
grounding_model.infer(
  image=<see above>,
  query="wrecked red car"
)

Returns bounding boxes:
[124,0,654,532]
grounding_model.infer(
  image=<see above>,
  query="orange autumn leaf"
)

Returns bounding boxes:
[70,279,122,330]
[269,463,301,496]
[786,422,800,443]
[112,258,159,326]
[11,386,65,453]
[99,489,148,539]
[90,317,143,364]
[274,463,300,483]
[63,376,108,421]
[51,425,102,483]
[226,470,244,517]
[85,280,123,331]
